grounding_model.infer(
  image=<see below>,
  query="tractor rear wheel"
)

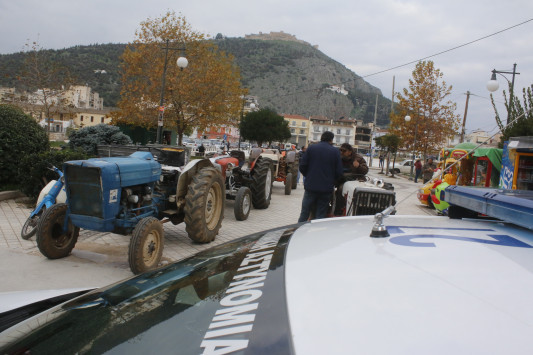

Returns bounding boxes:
[128,217,164,274]
[36,203,79,259]
[285,173,292,195]
[234,187,252,221]
[185,166,225,243]
[251,157,273,209]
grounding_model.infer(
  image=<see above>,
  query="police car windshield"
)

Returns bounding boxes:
[1,228,296,354]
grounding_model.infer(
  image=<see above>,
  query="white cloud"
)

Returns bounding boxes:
[1,0,532,132]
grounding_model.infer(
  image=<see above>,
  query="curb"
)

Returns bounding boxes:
[0,191,25,202]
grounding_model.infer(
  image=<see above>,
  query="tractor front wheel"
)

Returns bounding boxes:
[290,161,299,189]
[36,203,79,259]
[285,173,293,195]
[185,166,225,243]
[234,187,252,221]
[128,217,164,274]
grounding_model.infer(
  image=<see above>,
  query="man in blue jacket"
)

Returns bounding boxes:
[298,131,343,222]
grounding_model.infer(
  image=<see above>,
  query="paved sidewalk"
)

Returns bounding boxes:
[0,170,433,291]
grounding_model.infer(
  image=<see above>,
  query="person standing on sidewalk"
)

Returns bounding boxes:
[198,144,205,157]
[414,159,422,183]
[333,143,369,216]
[422,158,437,183]
[298,132,343,222]
[297,146,306,184]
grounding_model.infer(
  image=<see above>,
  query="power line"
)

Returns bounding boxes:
[263,18,533,102]
[361,18,533,79]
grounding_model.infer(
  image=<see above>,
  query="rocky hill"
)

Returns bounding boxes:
[0,36,392,126]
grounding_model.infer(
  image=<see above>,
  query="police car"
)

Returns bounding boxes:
[1,187,533,354]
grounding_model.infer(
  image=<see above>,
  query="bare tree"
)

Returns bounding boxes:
[18,40,76,137]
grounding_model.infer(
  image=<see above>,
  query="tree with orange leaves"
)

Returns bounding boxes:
[390,61,460,159]
[111,11,246,145]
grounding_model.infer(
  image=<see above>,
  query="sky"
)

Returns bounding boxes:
[1,0,532,134]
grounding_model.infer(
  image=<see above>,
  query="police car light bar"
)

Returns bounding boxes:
[443,185,533,230]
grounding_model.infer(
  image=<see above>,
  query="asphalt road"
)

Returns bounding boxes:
[0,167,435,292]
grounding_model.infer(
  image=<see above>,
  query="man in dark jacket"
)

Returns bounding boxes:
[333,143,369,215]
[298,131,343,222]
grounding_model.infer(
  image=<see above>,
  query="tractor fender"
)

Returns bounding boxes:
[176,159,219,199]
[285,150,296,163]
[249,148,263,161]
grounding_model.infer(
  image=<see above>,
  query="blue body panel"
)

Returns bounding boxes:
[63,152,161,232]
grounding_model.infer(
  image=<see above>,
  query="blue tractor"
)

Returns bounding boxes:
[36,149,225,274]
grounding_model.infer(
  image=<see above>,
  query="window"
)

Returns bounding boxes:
[345,137,350,143]
[101,117,104,123]
[302,122,306,127]
[290,128,295,133]
[335,137,340,143]
[80,115,84,122]
[91,116,94,122]
[346,129,351,135]
[313,134,319,141]
[292,121,296,126]
[314,126,320,132]
[300,129,305,134]
[336,129,341,135]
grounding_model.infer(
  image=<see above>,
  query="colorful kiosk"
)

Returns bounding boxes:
[499,137,533,191]
[418,142,503,215]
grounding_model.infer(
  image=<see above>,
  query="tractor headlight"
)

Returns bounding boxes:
[128,195,139,204]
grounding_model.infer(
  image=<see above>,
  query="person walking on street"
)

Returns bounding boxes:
[297,146,306,184]
[414,159,422,183]
[334,143,369,216]
[379,154,385,168]
[422,158,437,183]
[298,132,343,222]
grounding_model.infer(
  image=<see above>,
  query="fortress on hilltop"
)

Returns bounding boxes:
[245,31,319,49]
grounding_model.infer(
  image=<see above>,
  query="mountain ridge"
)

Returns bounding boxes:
[0,36,392,126]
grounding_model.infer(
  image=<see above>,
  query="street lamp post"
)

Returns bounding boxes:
[486,63,520,126]
[157,39,188,144]
[238,99,255,150]
[404,113,419,181]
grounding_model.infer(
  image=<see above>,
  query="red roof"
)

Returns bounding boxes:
[283,114,308,120]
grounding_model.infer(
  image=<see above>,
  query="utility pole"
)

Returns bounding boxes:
[156,40,187,145]
[370,94,378,167]
[460,91,470,143]
[391,75,395,111]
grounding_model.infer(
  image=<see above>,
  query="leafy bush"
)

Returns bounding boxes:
[68,124,132,155]
[19,150,89,199]
[0,104,49,186]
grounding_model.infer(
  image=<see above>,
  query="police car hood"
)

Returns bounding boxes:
[285,215,533,355]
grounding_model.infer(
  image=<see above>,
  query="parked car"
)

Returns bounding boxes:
[2,189,533,354]
[390,159,414,174]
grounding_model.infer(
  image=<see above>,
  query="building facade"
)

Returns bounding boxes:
[283,114,309,148]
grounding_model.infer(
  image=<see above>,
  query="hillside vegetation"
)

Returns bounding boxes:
[0,38,392,126]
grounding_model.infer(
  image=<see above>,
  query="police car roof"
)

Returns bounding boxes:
[2,193,533,353]
[286,215,533,354]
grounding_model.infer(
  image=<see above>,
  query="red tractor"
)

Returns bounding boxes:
[210,151,274,221]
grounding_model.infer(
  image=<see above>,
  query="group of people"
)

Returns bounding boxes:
[297,131,368,222]
[409,158,437,184]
